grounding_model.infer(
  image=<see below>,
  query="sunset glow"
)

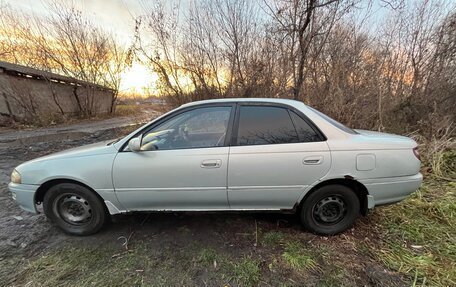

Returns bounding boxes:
[119,63,159,97]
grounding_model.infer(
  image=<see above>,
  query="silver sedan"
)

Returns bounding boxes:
[9,98,422,235]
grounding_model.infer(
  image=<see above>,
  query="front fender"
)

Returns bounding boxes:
[16,153,125,214]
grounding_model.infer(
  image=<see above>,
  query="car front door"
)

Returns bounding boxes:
[227,104,331,210]
[112,105,234,211]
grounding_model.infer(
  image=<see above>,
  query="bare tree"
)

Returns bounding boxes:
[263,0,354,101]
[0,1,129,116]
[1,0,455,137]
[181,0,227,98]
[133,1,187,106]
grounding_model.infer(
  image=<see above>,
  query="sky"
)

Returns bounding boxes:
[5,0,142,38]
[3,0,402,50]
[3,0,159,95]
[3,0,452,96]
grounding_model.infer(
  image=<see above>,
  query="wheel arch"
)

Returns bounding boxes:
[299,177,370,215]
[35,178,108,213]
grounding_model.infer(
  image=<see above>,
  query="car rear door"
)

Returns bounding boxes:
[227,104,331,210]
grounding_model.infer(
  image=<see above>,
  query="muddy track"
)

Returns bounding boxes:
[0,125,141,259]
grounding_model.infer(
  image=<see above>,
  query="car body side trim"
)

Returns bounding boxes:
[125,208,285,212]
[114,187,226,192]
[228,185,305,190]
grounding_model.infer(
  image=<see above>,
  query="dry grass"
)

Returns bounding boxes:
[281,241,317,271]
[113,104,140,117]
[411,124,456,181]
[4,176,454,287]
[373,179,456,286]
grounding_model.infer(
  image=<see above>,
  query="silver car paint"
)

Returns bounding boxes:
[227,142,331,209]
[113,146,230,210]
[9,98,422,214]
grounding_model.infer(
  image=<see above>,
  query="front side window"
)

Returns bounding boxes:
[236,106,299,145]
[141,106,232,151]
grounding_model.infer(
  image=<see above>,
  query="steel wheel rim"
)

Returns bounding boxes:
[53,193,92,225]
[312,195,347,225]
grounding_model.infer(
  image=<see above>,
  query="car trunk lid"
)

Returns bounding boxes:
[354,129,417,149]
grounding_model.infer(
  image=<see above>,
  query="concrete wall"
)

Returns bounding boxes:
[0,69,113,121]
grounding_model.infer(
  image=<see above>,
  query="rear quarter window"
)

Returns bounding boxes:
[289,111,322,142]
[308,107,358,135]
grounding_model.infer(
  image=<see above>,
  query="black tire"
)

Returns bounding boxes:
[300,184,360,235]
[43,183,107,236]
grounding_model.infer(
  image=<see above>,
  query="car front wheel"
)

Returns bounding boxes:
[300,184,360,235]
[43,183,107,236]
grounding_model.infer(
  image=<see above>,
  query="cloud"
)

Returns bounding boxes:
[5,0,142,39]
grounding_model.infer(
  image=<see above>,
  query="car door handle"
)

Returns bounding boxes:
[303,156,324,165]
[201,159,222,168]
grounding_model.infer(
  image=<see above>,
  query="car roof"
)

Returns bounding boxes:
[180,98,305,108]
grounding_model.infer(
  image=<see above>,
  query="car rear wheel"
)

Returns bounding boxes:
[300,184,359,235]
[43,183,106,236]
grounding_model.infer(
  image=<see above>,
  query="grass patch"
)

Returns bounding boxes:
[316,268,346,287]
[15,243,262,286]
[262,230,285,245]
[114,104,141,117]
[196,248,260,286]
[231,257,261,287]
[282,241,317,270]
[197,248,219,266]
[375,180,456,286]
[5,178,453,286]
[10,241,200,286]
[16,245,153,286]
[0,253,24,286]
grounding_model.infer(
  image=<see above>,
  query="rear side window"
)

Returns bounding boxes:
[236,106,299,145]
[289,111,321,142]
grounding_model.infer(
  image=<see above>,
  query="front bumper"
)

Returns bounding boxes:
[8,182,39,213]
[361,173,423,207]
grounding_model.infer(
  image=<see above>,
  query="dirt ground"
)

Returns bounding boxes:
[0,124,141,256]
[0,118,414,287]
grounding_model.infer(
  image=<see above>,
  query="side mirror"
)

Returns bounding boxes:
[128,136,142,152]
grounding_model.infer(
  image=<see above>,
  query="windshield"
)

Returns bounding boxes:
[308,107,358,135]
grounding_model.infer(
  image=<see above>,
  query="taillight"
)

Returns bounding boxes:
[413,147,420,161]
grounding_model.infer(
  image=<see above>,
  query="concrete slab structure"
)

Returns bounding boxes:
[0,61,115,122]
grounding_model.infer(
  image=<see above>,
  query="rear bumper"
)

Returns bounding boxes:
[360,173,423,208]
[8,182,39,213]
